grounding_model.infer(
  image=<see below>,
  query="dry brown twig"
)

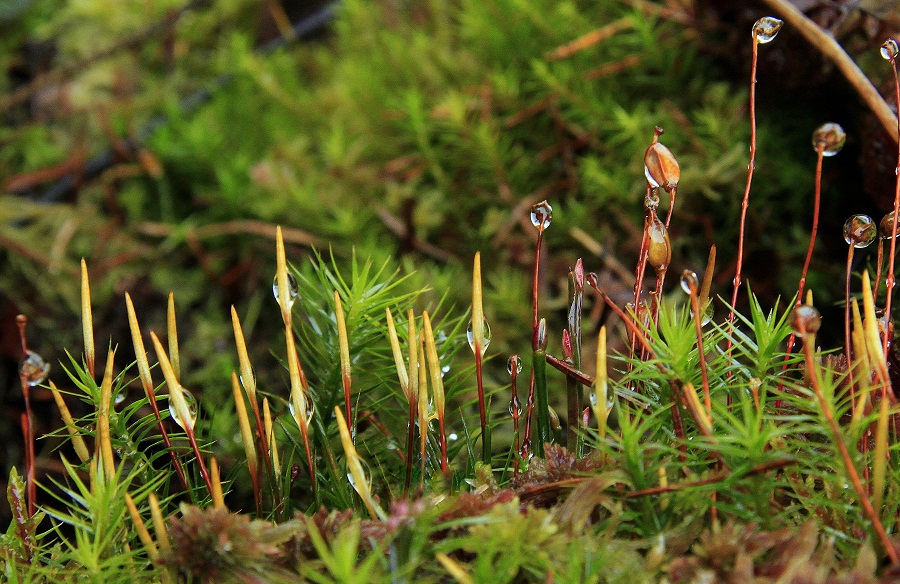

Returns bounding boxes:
[762,0,899,143]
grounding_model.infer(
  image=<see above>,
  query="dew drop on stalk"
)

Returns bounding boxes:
[811,123,846,157]
[507,354,523,375]
[752,17,783,43]
[789,304,822,337]
[272,273,299,309]
[530,200,553,231]
[168,388,198,431]
[508,396,522,417]
[880,212,899,239]
[20,351,50,387]
[289,393,315,423]
[882,39,899,61]
[466,318,491,356]
[843,214,876,248]
[646,218,671,271]
[680,270,699,295]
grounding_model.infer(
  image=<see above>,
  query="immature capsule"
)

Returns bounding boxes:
[843,214,876,248]
[789,304,822,337]
[644,142,680,193]
[646,218,671,272]
[530,201,553,232]
[752,17,783,43]
[811,123,846,157]
[882,39,899,61]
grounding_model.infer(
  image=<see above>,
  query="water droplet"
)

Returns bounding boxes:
[811,123,846,157]
[644,142,680,192]
[644,189,661,211]
[168,388,198,431]
[115,388,127,406]
[588,390,597,408]
[880,212,899,239]
[272,273,299,309]
[882,39,899,61]
[19,351,49,387]
[508,396,522,417]
[843,214,876,248]
[441,364,450,377]
[466,318,491,356]
[288,393,315,423]
[646,218,671,272]
[507,355,523,375]
[680,270,699,295]
[530,200,553,231]
[753,17,783,43]
[701,301,714,326]
[789,304,822,337]
[448,433,458,441]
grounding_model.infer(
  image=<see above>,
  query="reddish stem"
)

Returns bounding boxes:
[844,245,857,415]
[16,316,36,517]
[882,56,900,357]
[797,144,826,303]
[728,36,761,346]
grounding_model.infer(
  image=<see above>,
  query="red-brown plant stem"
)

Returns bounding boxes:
[844,245,858,414]
[16,315,36,517]
[776,143,826,398]
[882,53,900,357]
[630,206,651,366]
[798,322,898,565]
[798,144,826,303]
[474,348,487,461]
[728,34,761,349]
[874,238,885,303]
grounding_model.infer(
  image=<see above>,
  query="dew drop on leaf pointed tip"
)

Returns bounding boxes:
[753,17,783,43]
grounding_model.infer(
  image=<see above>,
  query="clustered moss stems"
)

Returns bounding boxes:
[13,13,900,582]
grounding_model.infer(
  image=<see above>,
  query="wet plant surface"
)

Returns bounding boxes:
[3,1,900,582]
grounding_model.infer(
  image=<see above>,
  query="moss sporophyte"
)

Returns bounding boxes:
[8,12,900,583]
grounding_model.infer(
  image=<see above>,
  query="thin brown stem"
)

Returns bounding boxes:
[882,55,900,356]
[728,35,761,347]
